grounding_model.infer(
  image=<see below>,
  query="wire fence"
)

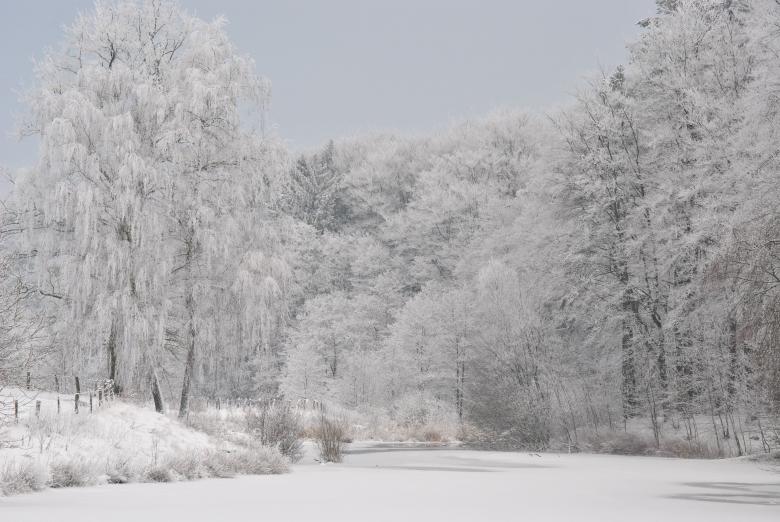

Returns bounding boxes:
[193,396,327,413]
[0,370,329,427]
[0,372,111,395]
[0,373,116,425]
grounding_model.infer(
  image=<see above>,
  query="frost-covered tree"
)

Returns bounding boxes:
[466,261,555,445]
[14,0,282,413]
[281,141,348,233]
[282,291,390,407]
[0,203,52,389]
[385,284,472,419]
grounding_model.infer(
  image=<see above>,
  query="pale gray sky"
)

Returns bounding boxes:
[0,0,656,169]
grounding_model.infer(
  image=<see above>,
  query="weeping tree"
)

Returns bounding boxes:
[15,0,284,413]
[0,203,52,391]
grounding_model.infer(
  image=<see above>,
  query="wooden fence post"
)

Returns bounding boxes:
[14,399,18,423]
[35,400,41,418]
[26,371,31,390]
[89,392,93,414]
[54,374,60,393]
[57,396,61,415]
[98,390,103,407]
[75,376,80,414]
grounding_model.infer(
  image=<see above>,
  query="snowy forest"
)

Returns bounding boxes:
[2,0,780,474]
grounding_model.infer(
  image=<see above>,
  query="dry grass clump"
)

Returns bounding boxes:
[420,429,445,442]
[161,451,211,481]
[579,430,653,455]
[49,457,101,488]
[0,459,49,496]
[144,465,174,483]
[226,445,289,474]
[749,450,780,468]
[390,393,458,442]
[143,446,288,483]
[658,437,719,459]
[314,413,349,463]
[185,408,248,443]
[245,404,304,463]
[570,429,720,458]
[105,454,145,484]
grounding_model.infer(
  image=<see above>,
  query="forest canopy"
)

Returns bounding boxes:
[2,0,779,454]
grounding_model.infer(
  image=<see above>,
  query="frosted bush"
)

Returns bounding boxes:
[245,404,304,463]
[0,459,49,496]
[49,457,101,488]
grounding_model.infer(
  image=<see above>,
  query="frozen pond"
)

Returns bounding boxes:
[2,443,779,521]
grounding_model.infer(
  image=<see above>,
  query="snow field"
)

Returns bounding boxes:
[2,444,778,521]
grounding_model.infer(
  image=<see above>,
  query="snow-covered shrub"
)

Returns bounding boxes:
[49,457,101,488]
[185,408,256,448]
[0,459,49,496]
[163,451,212,481]
[348,408,395,441]
[465,387,552,450]
[201,450,238,478]
[581,430,653,456]
[314,413,349,463]
[245,404,304,462]
[393,393,433,428]
[226,445,288,474]
[420,428,445,442]
[104,454,145,484]
[659,438,718,459]
[144,448,277,482]
[144,465,174,483]
[383,393,458,442]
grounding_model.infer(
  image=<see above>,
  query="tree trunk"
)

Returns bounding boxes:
[107,319,121,395]
[454,333,465,422]
[179,330,196,418]
[178,241,196,418]
[726,312,739,400]
[621,316,639,420]
[457,360,465,421]
[151,367,164,413]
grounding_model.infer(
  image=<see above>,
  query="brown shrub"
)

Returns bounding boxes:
[314,414,348,463]
[658,438,719,459]
[245,404,304,463]
[581,430,654,456]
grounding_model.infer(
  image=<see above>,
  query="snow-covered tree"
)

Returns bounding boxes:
[14,0,284,413]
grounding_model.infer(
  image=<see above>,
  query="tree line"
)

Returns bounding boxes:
[1,0,778,450]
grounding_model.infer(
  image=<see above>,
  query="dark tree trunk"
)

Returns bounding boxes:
[179,333,195,418]
[621,317,639,420]
[151,368,164,413]
[178,241,196,419]
[107,319,122,395]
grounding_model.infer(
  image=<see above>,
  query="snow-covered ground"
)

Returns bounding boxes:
[0,389,287,493]
[0,387,217,470]
[1,442,778,521]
